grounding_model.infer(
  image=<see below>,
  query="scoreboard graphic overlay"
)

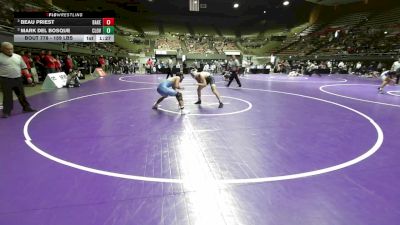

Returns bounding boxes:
[14,12,115,43]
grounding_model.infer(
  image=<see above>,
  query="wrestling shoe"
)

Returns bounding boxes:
[152,104,159,110]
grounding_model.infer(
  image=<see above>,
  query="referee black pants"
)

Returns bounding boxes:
[227,71,242,87]
[165,68,173,79]
[0,77,31,115]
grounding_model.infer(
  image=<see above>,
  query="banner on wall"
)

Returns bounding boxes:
[41,72,68,89]
[224,51,241,56]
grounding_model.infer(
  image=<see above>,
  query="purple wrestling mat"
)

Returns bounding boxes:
[1,73,399,225]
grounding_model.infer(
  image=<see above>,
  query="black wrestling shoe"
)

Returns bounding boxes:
[218,102,223,108]
[194,100,201,104]
[152,104,158,110]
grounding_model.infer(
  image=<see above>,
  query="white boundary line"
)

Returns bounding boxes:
[24,87,383,184]
[118,76,158,84]
[157,95,252,116]
[242,76,348,83]
[320,83,400,108]
[387,91,400,97]
[119,75,224,85]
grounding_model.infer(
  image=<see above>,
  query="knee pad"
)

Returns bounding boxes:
[176,92,183,101]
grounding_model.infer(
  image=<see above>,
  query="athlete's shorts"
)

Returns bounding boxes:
[206,76,215,85]
[157,82,177,97]
[381,71,395,81]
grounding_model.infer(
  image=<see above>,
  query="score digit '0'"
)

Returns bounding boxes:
[102,18,114,26]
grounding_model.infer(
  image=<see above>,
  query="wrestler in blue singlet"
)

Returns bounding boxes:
[157,79,177,97]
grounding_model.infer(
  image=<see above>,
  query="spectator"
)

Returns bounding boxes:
[391,57,400,84]
[64,54,74,75]
[44,50,56,74]
[98,55,106,71]
[21,51,35,85]
[54,55,62,72]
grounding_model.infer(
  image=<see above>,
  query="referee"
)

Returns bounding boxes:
[0,42,36,118]
[226,55,242,87]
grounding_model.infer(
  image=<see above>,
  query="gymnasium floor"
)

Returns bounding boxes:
[1,73,399,225]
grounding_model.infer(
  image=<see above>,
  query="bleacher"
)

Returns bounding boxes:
[311,8,400,57]
[1,0,399,61]
[155,35,182,51]
[298,22,323,36]
[271,22,322,55]
[363,7,400,27]
[185,35,216,54]
[214,38,237,54]
[275,7,400,58]
[327,11,370,28]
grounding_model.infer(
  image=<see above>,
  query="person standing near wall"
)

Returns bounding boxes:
[226,55,242,87]
[391,57,400,84]
[0,42,36,118]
